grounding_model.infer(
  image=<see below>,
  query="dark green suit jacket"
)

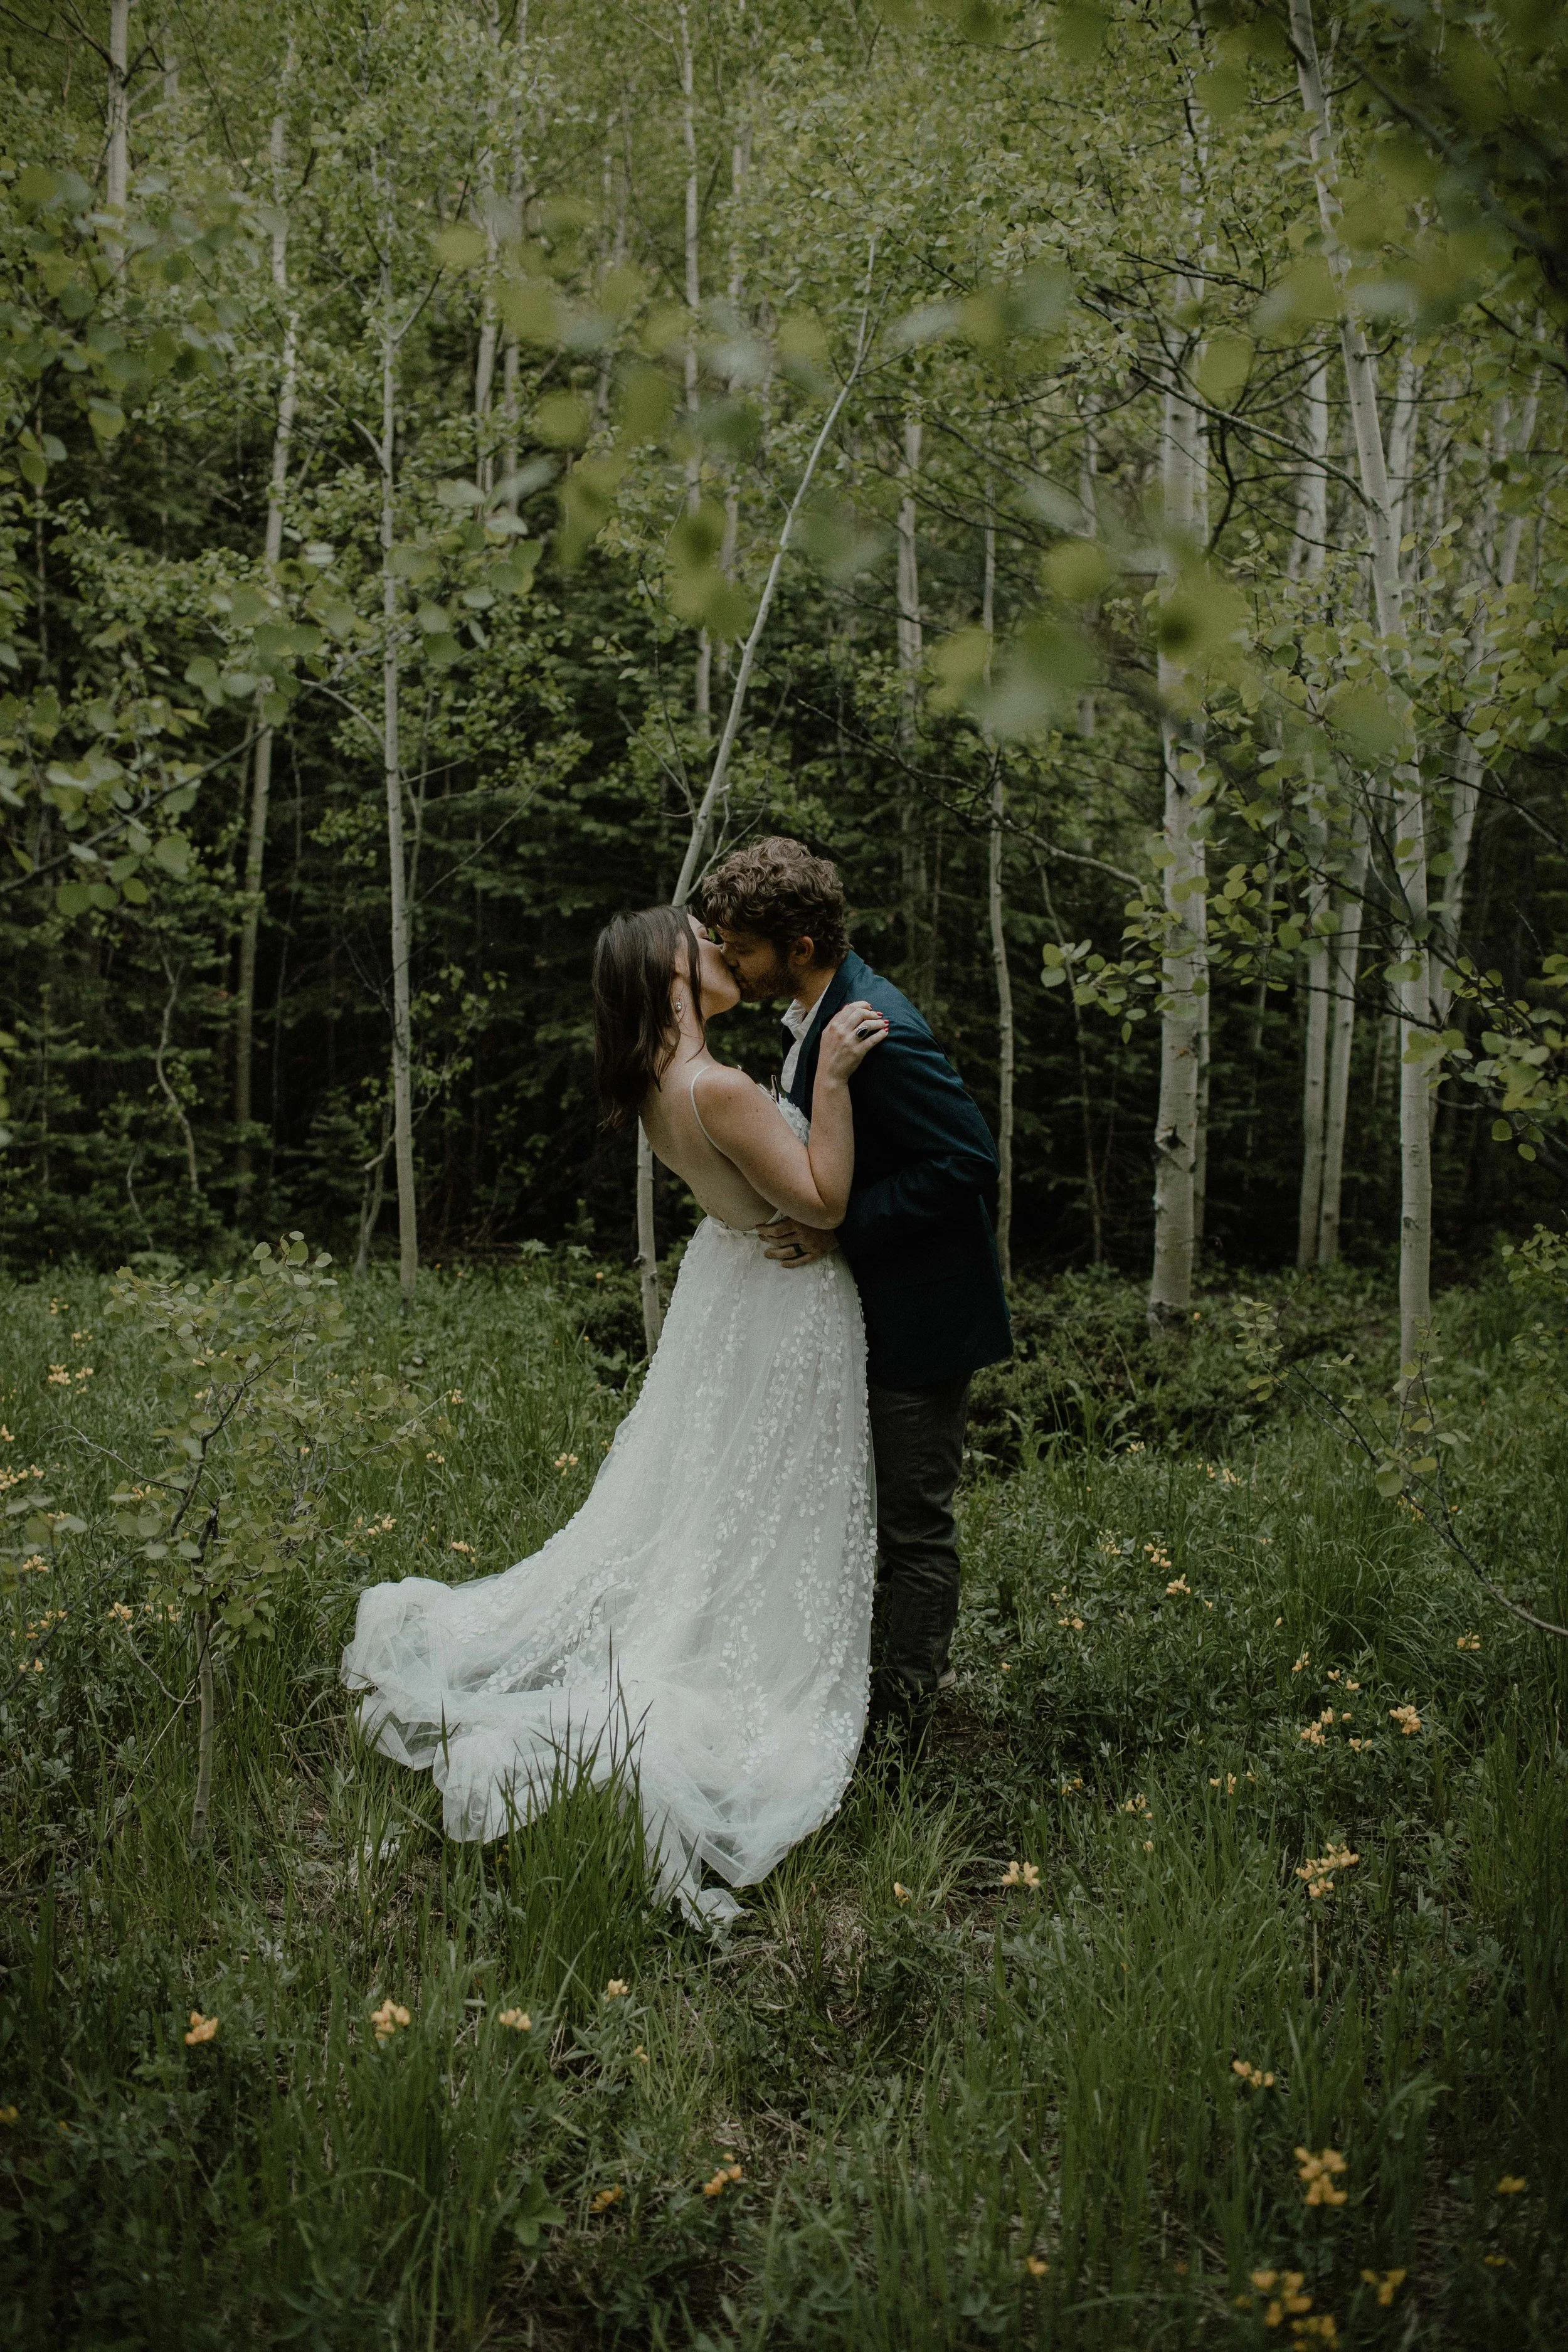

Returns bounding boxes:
[785,952,1012,1391]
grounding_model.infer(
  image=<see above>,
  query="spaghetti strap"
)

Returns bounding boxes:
[689,1067,721,1150]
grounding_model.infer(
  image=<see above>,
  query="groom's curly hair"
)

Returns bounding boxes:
[696,837,850,966]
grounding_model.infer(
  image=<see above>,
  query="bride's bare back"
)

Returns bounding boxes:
[640,996,887,1236]
[639,1060,779,1232]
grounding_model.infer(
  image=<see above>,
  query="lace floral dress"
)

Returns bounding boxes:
[341,1100,874,1922]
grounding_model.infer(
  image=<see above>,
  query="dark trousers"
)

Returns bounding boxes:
[867,1377,970,1720]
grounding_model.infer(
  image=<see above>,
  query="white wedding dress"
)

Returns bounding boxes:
[341,1099,874,1922]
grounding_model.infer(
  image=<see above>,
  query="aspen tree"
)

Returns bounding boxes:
[376,167,418,1311]
[235,71,299,1200]
[106,1,131,232]
[982,495,1013,1279]
[896,406,925,999]
[472,3,502,499]
[1148,151,1210,1335]
[677,0,711,728]
[1294,351,1331,1266]
[1432,368,1540,1046]
[1291,0,1432,1369]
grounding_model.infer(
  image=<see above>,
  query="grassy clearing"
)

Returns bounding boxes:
[1,1254,1564,2348]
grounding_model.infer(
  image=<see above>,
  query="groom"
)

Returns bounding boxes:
[699,836,1011,1745]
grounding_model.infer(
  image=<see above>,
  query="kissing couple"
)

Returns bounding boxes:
[343,837,1012,1922]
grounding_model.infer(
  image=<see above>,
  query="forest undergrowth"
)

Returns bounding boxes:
[1,1251,1564,2350]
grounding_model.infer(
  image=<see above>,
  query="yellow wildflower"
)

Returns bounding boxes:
[590,2184,624,2213]
[1497,2174,1526,2195]
[701,2160,744,2196]
[633,2045,649,2064]
[1295,2146,1348,2206]
[184,2011,218,2046]
[999,1860,1040,1890]
[1025,2255,1049,2277]
[1360,2268,1406,2306]
[1389,1703,1423,1736]
[1232,2058,1276,2089]
[1457,1633,1480,1652]
[893,1882,911,1904]
[0,2106,19,2124]
[603,1979,629,2000]
[1295,1846,1358,1899]
[497,2008,532,2032]
[370,1998,411,2041]
[448,1540,475,1555]
[46,1365,70,1387]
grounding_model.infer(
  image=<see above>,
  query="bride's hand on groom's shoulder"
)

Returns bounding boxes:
[816,1001,889,1085]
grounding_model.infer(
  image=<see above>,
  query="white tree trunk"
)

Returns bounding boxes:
[1432,371,1540,1042]
[235,94,297,1202]
[160,18,178,100]
[678,0,711,728]
[1288,347,1330,581]
[896,407,924,990]
[1316,815,1369,1263]
[1077,400,1098,733]
[1297,891,1329,1266]
[473,21,500,502]
[635,1123,663,1350]
[1293,0,1431,1370]
[982,506,1013,1281]
[106,0,131,234]
[1148,235,1209,1332]
[379,230,418,1308]
[1294,352,1332,1259]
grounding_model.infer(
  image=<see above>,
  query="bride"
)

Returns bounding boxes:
[341,906,888,1920]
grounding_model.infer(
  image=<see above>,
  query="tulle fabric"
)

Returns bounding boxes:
[341,1195,874,1921]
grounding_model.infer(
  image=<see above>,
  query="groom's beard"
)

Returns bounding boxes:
[732,958,796,1003]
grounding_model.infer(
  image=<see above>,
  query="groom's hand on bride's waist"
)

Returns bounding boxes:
[759,1217,839,1266]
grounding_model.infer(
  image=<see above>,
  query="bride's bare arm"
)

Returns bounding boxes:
[691,1004,888,1226]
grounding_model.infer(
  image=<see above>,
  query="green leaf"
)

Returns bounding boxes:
[1043,538,1114,601]
[1193,332,1254,409]
[152,834,192,877]
[433,223,488,269]
[55,879,93,918]
[390,545,440,584]
[669,503,725,571]
[496,277,561,345]
[927,627,991,712]
[617,363,675,445]
[1253,257,1339,339]
[1056,4,1108,60]
[533,392,591,448]
[1328,683,1406,761]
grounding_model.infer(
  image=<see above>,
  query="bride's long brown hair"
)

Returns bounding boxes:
[592,906,706,1131]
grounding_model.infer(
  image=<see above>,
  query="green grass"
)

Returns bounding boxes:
[1,1254,1564,2348]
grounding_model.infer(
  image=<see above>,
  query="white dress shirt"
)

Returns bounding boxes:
[780,989,828,1096]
